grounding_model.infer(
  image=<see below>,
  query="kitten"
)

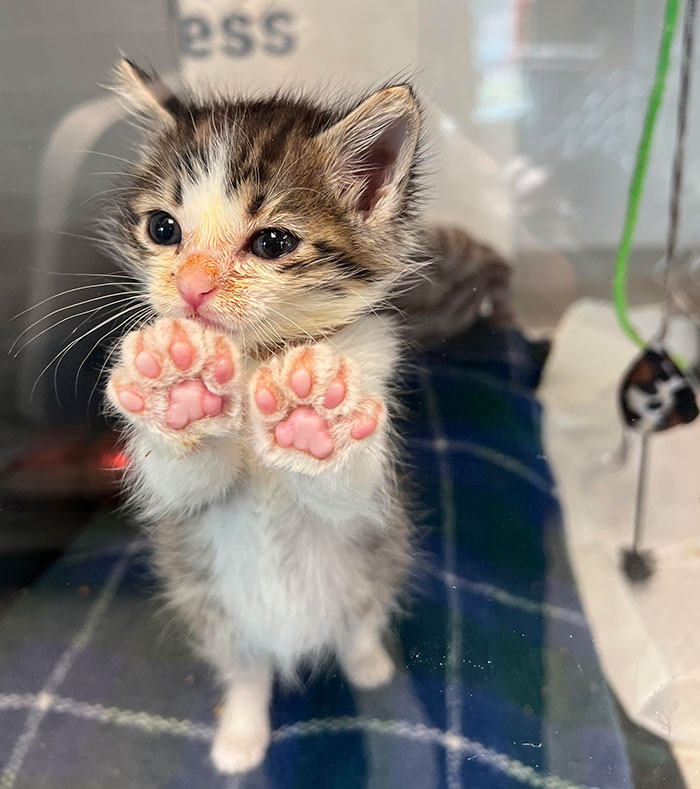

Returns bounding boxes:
[104,60,420,774]
[395,224,513,347]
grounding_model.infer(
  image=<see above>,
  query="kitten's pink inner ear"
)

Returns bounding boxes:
[322,86,419,221]
[352,117,408,218]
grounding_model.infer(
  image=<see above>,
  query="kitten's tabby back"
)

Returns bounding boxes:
[105,59,419,774]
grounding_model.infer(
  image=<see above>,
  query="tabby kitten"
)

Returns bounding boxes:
[105,60,420,774]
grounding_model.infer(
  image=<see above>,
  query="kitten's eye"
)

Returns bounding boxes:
[148,211,181,246]
[250,228,299,260]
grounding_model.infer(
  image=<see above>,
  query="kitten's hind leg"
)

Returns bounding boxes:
[210,661,273,775]
[339,615,395,690]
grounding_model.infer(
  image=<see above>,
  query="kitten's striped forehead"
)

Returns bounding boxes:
[137,127,288,254]
[150,114,326,248]
[178,142,250,249]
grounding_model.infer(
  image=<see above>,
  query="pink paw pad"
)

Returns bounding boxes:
[118,389,144,413]
[255,386,278,414]
[170,341,194,370]
[323,379,346,409]
[165,380,222,429]
[135,350,160,379]
[350,416,377,440]
[274,406,334,459]
[213,354,233,384]
[290,367,312,398]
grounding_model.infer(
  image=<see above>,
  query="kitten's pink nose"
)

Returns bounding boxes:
[177,256,218,310]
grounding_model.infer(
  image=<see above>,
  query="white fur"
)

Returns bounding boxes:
[189,486,376,663]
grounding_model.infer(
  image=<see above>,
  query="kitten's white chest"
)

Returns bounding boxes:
[192,480,354,664]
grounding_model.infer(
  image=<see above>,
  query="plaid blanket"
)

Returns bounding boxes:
[0,326,639,788]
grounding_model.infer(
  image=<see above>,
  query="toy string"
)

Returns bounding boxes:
[613,0,681,349]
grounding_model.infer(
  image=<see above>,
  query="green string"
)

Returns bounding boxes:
[613,0,681,348]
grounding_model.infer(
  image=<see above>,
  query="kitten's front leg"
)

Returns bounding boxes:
[248,336,392,518]
[106,318,244,518]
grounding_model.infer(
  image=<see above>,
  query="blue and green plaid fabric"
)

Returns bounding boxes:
[0,327,636,788]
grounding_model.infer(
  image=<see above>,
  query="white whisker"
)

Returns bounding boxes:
[70,185,136,215]
[29,301,146,403]
[72,150,139,167]
[59,305,152,408]
[89,170,152,183]
[49,229,115,248]
[10,292,138,354]
[25,268,137,280]
[71,303,149,400]
[14,294,139,357]
[8,281,136,324]
[85,307,155,412]
[264,305,319,344]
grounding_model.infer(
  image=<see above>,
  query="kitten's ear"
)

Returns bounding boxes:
[318,85,420,223]
[112,59,179,128]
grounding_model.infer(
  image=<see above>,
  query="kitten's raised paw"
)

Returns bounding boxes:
[107,318,242,443]
[250,345,384,471]
[210,725,269,774]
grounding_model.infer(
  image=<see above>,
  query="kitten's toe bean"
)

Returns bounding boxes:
[323,378,346,409]
[134,350,160,379]
[170,340,194,370]
[290,365,312,398]
[210,728,269,775]
[282,346,327,401]
[213,352,233,384]
[164,403,189,430]
[255,386,278,414]
[117,389,144,413]
[254,367,283,414]
[350,415,377,440]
